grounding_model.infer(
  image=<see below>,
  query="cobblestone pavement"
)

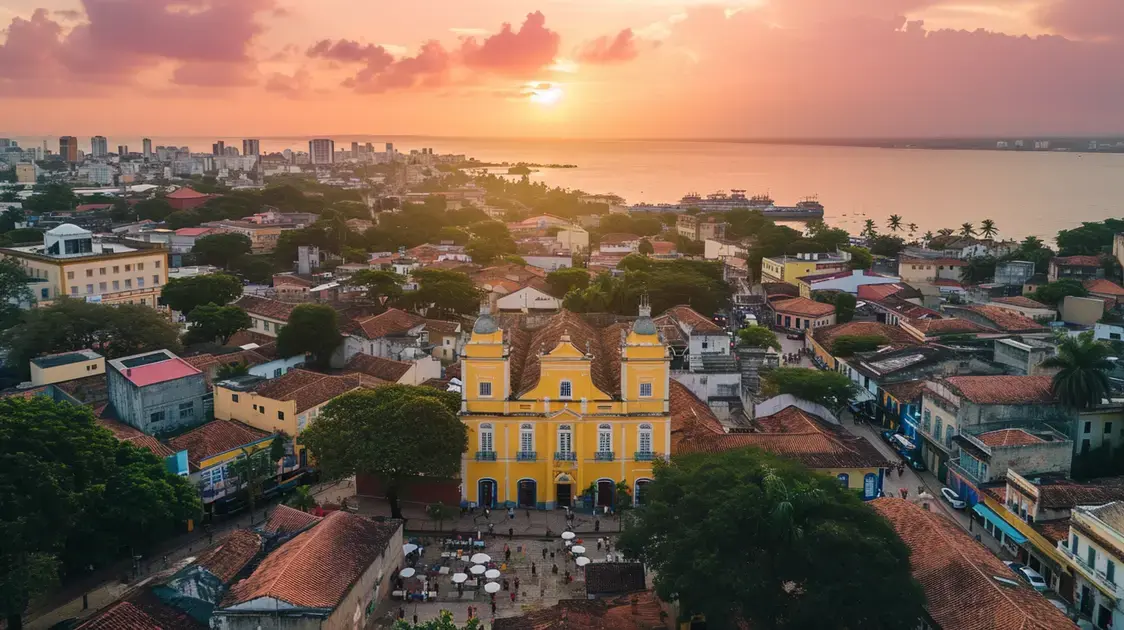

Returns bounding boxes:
[372,534,623,628]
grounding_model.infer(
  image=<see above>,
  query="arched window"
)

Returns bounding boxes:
[837,473,849,487]
[638,423,653,454]
[598,423,613,453]
[520,423,534,454]
[559,380,573,399]
[479,423,494,453]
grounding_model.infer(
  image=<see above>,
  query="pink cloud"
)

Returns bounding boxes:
[1035,0,1124,40]
[307,39,394,66]
[461,11,560,75]
[577,29,640,64]
[346,41,453,93]
[265,68,311,97]
[172,61,257,87]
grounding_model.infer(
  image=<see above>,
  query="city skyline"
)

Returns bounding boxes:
[2,0,1124,139]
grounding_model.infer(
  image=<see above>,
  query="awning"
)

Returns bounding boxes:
[972,504,1028,544]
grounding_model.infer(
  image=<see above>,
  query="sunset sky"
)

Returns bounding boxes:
[2,0,1123,138]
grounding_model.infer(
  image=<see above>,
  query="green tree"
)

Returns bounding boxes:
[959,222,977,238]
[20,184,78,214]
[980,219,998,239]
[1041,333,1113,410]
[861,219,877,239]
[347,270,405,304]
[217,361,250,380]
[228,448,273,525]
[831,335,890,357]
[393,609,481,630]
[937,228,954,238]
[868,235,905,257]
[276,304,341,368]
[923,230,934,241]
[1,300,182,378]
[165,210,201,230]
[832,292,857,323]
[464,238,509,265]
[0,397,200,629]
[887,214,903,232]
[133,198,174,222]
[545,267,591,298]
[300,385,467,519]
[192,232,253,269]
[738,325,781,351]
[618,449,925,630]
[160,273,243,314]
[959,256,997,285]
[844,246,873,270]
[1032,279,1088,306]
[638,238,655,256]
[184,304,251,345]
[426,501,458,531]
[406,269,481,319]
[231,255,275,284]
[1056,219,1124,256]
[287,486,317,512]
[0,258,32,329]
[761,367,858,411]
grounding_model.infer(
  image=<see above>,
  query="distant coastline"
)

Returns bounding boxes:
[633,136,1124,154]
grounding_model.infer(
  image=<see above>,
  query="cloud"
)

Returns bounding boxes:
[1035,0,1124,40]
[308,39,394,66]
[346,41,453,93]
[172,61,257,87]
[460,11,560,75]
[577,29,641,64]
[265,68,311,97]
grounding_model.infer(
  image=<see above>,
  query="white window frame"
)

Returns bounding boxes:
[638,423,653,453]
[479,381,493,398]
[559,380,573,399]
[639,382,653,398]
[519,423,534,453]
[480,423,494,452]
[597,423,613,453]
[557,424,573,454]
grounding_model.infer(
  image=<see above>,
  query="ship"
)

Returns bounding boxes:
[630,189,825,219]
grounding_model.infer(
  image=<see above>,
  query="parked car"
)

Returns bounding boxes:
[1047,598,1069,615]
[880,430,896,445]
[908,458,927,472]
[786,332,804,340]
[1004,562,1049,592]
[941,487,967,509]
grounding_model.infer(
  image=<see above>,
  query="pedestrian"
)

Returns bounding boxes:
[525,509,531,520]
[491,601,497,616]
[514,577,520,591]
[413,614,418,625]
[503,578,509,591]
[595,518,600,532]
[899,487,909,499]
[398,608,405,620]
[484,507,490,519]
[508,507,515,520]
[435,583,439,597]
[458,582,464,595]
[550,551,555,560]
[597,538,602,551]
[531,562,537,576]
[508,527,514,540]
[552,563,558,574]
[542,547,547,560]
[510,591,516,604]
[505,547,512,562]
[488,522,494,535]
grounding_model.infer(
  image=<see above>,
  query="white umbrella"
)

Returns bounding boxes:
[400,567,416,578]
[484,569,501,579]
[470,553,491,564]
[484,581,501,594]
[452,573,468,583]
[575,556,591,567]
[571,545,586,554]
[403,543,419,555]
[469,564,486,575]
[561,531,576,540]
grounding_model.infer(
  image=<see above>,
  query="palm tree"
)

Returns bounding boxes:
[887,215,903,232]
[229,448,273,525]
[1022,235,1044,250]
[907,223,918,237]
[862,219,877,239]
[288,485,317,512]
[959,222,976,238]
[980,219,998,239]
[1041,335,1114,409]
[937,228,954,238]
[923,231,935,242]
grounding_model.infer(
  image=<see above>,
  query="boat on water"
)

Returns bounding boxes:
[630,189,825,219]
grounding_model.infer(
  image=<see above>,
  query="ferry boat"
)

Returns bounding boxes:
[630,189,825,218]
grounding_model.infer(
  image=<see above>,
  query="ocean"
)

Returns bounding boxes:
[12,135,1124,241]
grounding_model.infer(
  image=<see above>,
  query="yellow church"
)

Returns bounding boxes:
[460,299,670,510]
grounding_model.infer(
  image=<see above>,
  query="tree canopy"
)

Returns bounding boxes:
[300,385,467,518]
[831,335,890,357]
[618,448,925,630]
[1031,279,1088,306]
[192,233,253,269]
[738,325,781,351]
[1042,333,1113,410]
[564,257,729,317]
[545,267,590,298]
[0,258,32,329]
[0,397,200,629]
[276,304,341,367]
[160,273,243,314]
[184,304,251,345]
[1056,219,1124,256]
[346,269,405,304]
[761,367,858,411]
[404,269,481,318]
[0,300,182,378]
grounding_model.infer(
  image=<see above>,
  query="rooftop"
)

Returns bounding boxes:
[811,321,918,350]
[899,257,968,266]
[97,419,176,458]
[195,529,262,583]
[1085,278,1124,296]
[976,428,1046,448]
[352,307,426,339]
[251,369,361,413]
[771,297,836,318]
[1053,255,1101,267]
[31,348,101,369]
[493,594,667,630]
[660,305,723,335]
[262,504,322,535]
[166,187,210,199]
[1032,476,1124,510]
[232,295,296,321]
[872,498,1077,630]
[992,296,1051,310]
[111,352,202,388]
[940,375,1055,405]
[881,380,929,404]
[908,317,994,336]
[221,511,401,610]
[168,420,271,470]
[344,354,411,383]
[947,305,1050,332]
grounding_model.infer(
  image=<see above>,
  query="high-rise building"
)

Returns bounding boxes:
[212,140,225,156]
[142,138,153,158]
[0,139,14,149]
[91,136,108,157]
[59,136,78,162]
[386,142,394,153]
[309,139,335,165]
[351,141,359,158]
[117,145,128,157]
[242,139,261,157]
[223,146,239,157]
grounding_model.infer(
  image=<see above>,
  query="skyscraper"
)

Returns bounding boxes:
[242,139,261,157]
[309,139,335,165]
[59,136,78,162]
[212,140,225,156]
[117,145,128,157]
[91,136,108,157]
[351,141,359,158]
[142,138,153,158]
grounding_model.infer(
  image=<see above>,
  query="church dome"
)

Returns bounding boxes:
[473,314,500,334]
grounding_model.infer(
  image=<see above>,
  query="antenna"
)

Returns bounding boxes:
[638,293,651,318]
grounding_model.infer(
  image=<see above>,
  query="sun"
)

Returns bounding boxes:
[528,84,563,106]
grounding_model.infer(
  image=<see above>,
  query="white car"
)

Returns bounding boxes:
[1004,561,1049,592]
[941,487,967,509]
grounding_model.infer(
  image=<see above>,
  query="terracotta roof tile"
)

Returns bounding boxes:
[166,187,210,199]
[1035,478,1124,510]
[1084,278,1124,296]
[344,354,411,382]
[857,283,908,301]
[354,308,425,339]
[253,369,361,413]
[872,498,1077,630]
[585,563,647,594]
[168,420,271,470]
[663,305,723,334]
[941,376,1055,405]
[954,305,1050,332]
[508,310,625,398]
[772,297,835,318]
[669,380,725,450]
[77,590,205,630]
[233,295,296,321]
[652,314,688,346]
[221,512,402,609]
[881,380,928,404]
[1032,518,1071,545]
[909,317,993,335]
[811,321,918,350]
[761,282,800,298]
[97,419,176,458]
[976,428,1046,447]
[425,319,460,336]
[196,529,262,583]
[1053,255,1101,267]
[263,504,322,535]
[992,296,1051,309]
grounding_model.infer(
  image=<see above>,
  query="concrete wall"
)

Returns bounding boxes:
[1061,296,1106,326]
[670,370,742,420]
[107,368,208,435]
[987,442,1073,483]
[31,355,104,386]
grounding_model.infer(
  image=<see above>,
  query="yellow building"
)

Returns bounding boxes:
[168,419,284,511]
[30,349,104,386]
[1,224,168,308]
[760,252,851,285]
[460,302,671,509]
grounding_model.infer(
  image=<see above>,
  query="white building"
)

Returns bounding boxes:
[309,139,335,165]
[705,238,748,261]
[90,136,108,158]
[496,285,561,312]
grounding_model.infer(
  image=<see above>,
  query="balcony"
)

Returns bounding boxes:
[1059,543,1123,598]
[554,451,576,461]
[635,451,656,462]
[594,451,615,462]
[475,451,497,462]
[516,451,537,462]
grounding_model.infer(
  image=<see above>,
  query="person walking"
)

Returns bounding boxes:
[508,527,514,540]
[531,562,537,576]
[542,547,548,560]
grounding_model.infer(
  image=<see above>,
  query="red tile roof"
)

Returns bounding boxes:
[425,318,460,336]
[168,420,271,470]
[233,295,296,321]
[761,282,800,298]
[1084,278,1124,296]
[772,297,836,318]
[75,203,114,213]
[1031,518,1072,545]
[881,380,928,404]
[1035,478,1124,510]
[992,296,1051,310]
[122,357,202,387]
[77,590,204,630]
[669,380,725,450]
[97,419,176,458]
[909,317,993,336]
[263,505,322,535]
[507,310,627,398]
[166,187,210,199]
[811,321,918,350]
[663,305,723,334]
[872,498,1077,630]
[344,354,411,382]
[174,227,214,237]
[651,240,677,255]
[954,305,1049,332]
[857,283,908,301]
[221,511,402,610]
[196,529,262,583]
[932,278,964,288]
[253,369,361,413]
[1053,255,1101,267]
[976,428,1046,448]
[493,593,667,630]
[354,308,425,339]
[941,375,1055,405]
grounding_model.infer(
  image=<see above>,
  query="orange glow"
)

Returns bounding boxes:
[529,84,563,106]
